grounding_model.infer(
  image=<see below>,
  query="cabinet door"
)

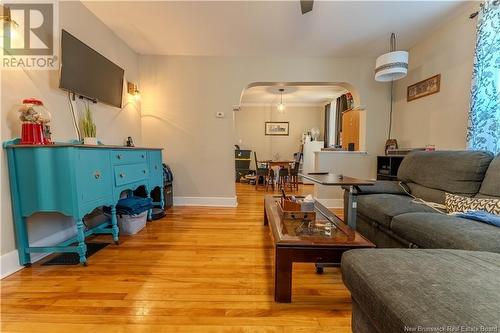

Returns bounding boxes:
[76,149,112,203]
[148,150,163,189]
[341,110,360,150]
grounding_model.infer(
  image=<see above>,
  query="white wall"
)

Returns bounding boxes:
[392,2,479,149]
[139,56,390,201]
[235,105,324,165]
[313,151,374,207]
[1,2,140,266]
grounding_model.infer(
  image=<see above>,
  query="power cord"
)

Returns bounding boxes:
[67,92,82,141]
[398,181,446,213]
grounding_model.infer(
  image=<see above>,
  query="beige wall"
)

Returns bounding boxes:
[392,2,479,149]
[139,56,390,199]
[235,105,324,165]
[1,1,140,257]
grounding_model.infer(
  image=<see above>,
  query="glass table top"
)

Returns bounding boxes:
[265,196,369,247]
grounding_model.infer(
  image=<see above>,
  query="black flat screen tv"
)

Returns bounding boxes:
[59,30,124,108]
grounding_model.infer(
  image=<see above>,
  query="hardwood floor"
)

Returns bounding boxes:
[1,183,352,333]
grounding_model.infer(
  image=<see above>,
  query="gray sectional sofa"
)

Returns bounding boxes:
[355,150,500,251]
[341,151,500,333]
[343,249,500,333]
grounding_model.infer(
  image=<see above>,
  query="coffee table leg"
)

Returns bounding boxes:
[275,247,292,303]
[344,186,358,229]
[264,207,268,226]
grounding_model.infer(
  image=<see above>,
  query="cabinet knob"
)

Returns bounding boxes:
[94,171,101,179]
[117,154,123,160]
[141,154,145,158]
[119,173,125,178]
[143,170,147,174]
[155,165,158,170]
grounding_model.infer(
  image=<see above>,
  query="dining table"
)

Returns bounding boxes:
[263,160,295,168]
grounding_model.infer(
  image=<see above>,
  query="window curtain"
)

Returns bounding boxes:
[328,99,337,147]
[324,103,331,148]
[335,94,348,147]
[467,1,500,154]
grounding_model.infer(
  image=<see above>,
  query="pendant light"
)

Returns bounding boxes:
[277,88,285,113]
[375,33,409,82]
[375,33,409,151]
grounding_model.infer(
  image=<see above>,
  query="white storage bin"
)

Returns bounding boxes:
[118,211,148,235]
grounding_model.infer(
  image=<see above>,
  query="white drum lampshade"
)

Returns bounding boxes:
[375,50,409,82]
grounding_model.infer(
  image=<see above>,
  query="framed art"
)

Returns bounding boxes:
[265,122,289,136]
[407,74,441,102]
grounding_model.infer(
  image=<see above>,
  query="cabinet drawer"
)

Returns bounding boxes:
[76,149,112,203]
[114,163,148,187]
[112,150,147,165]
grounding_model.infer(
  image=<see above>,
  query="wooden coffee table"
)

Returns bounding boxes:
[264,195,374,303]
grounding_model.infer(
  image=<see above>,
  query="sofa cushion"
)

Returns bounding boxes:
[397,150,494,203]
[445,193,500,215]
[406,182,449,204]
[391,212,500,252]
[357,194,437,228]
[342,249,500,333]
[478,156,500,198]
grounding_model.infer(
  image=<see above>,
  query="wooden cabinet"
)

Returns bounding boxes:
[341,109,360,151]
[4,140,163,266]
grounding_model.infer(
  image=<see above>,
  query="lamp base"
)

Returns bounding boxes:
[385,139,398,155]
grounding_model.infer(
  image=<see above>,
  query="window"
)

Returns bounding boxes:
[467,2,500,154]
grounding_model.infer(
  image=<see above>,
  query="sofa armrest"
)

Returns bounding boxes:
[356,181,408,196]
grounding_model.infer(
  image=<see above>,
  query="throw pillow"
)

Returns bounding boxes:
[445,193,500,215]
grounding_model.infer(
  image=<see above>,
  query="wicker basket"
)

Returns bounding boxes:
[276,198,316,236]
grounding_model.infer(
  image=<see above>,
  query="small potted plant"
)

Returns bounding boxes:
[81,104,97,145]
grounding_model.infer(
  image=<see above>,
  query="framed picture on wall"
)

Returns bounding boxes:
[265,122,289,136]
[407,74,441,102]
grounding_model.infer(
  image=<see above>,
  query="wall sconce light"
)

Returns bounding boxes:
[127,81,140,95]
[1,5,18,26]
[1,5,19,43]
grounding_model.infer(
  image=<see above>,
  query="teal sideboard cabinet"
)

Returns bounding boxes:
[3,139,164,266]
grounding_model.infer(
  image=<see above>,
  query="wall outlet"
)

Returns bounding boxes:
[216,112,225,118]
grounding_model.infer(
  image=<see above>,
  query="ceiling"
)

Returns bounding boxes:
[83,1,469,57]
[240,85,346,106]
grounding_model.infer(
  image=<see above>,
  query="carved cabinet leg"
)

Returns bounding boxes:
[160,186,165,210]
[75,218,87,266]
[110,205,119,244]
[146,190,153,220]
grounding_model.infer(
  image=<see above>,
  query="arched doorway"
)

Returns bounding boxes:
[233,82,365,186]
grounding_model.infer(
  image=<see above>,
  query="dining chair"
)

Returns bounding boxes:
[277,166,291,191]
[254,152,274,191]
[265,168,275,191]
[289,159,301,191]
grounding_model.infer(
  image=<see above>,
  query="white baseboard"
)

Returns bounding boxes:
[316,198,343,209]
[0,250,23,279]
[173,196,238,207]
[1,225,76,279]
